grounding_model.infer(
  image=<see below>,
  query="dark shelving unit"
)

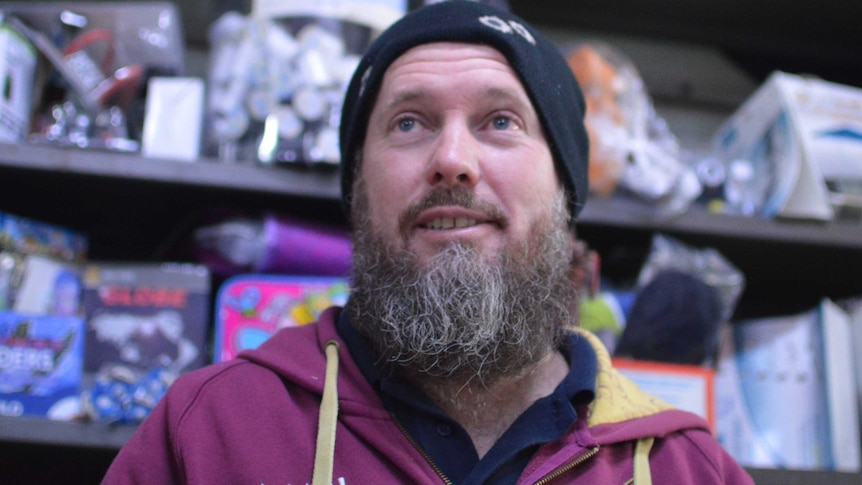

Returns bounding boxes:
[2,144,861,483]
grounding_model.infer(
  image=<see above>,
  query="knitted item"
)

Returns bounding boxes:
[614,269,724,365]
[339,0,589,220]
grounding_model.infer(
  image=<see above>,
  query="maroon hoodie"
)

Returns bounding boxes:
[103,307,753,484]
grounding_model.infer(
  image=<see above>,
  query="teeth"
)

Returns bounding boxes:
[426,217,478,230]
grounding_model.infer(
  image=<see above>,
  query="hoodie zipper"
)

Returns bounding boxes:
[392,415,455,485]
[531,445,599,485]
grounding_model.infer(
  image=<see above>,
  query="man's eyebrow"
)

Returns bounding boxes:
[486,86,530,107]
[382,89,428,111]
[487,87,535,111]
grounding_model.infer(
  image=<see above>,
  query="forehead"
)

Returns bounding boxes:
[389,41,510,69]
[379,42,526,96]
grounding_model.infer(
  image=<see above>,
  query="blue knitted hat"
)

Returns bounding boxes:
[339,0,590,220]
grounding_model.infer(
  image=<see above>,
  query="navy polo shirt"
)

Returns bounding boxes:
[336,311,597,485]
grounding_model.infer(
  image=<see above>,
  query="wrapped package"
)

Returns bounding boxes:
[205,1,405,166]
[193,213,352,277]
[566,42,700,214]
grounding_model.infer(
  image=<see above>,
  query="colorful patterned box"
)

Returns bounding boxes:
[214,275,349,362]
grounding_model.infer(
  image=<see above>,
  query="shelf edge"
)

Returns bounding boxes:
[0,416,135,450]
[0,142,341,201]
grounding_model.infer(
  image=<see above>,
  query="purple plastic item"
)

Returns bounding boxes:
[257,215,352,276]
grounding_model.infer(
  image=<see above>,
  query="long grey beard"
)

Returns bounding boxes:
[347,189,579,390]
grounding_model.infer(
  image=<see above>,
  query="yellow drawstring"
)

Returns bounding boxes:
[633,437,654,485]
[312,340,340,485]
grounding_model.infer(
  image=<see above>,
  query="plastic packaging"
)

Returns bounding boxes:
[606,234,746,366]
[205,1,405,166]
[193,213,352,277]
[2,2,185,151]
[636,233,745,322]
[565,41,701,214]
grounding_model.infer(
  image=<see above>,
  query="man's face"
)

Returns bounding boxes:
[348,42,579,388]
[360,42,565,263]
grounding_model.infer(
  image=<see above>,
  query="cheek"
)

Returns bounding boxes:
[492,161,561,213]
[361,163,414,234]
[368,186,401,226]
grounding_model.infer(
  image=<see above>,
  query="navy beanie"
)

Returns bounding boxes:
[339,0,590,220]
[614,269,724,365]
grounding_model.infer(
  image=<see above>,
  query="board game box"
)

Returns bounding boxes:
[81,262,211,375]
[0,311,84,419]
[214,275,349,362]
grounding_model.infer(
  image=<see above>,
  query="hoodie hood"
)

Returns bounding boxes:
[574,327,712,444]
[239,307,388,419]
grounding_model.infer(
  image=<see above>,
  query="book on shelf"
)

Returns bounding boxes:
[715,298,861,472]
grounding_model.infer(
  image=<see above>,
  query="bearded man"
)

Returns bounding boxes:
[104,2,753,484]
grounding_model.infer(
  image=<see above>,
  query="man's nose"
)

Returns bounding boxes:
[426,123,480,188]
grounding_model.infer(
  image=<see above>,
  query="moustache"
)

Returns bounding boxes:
[397,187,508,239]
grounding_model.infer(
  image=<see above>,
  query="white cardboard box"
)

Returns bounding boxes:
[715,300,861,471]
[142,77,204,162]
[713,71,862,221]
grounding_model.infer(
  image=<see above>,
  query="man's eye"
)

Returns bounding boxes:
[397,118,416,132]
[492,116,512,130]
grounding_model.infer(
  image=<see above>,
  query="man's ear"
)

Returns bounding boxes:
[570,237,599,297]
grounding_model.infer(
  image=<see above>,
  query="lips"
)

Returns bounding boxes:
[422,216,480,230]
[398,188,508,238]
[412,204,495,232]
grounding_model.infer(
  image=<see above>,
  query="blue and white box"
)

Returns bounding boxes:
[0,311,84,419]
[715,299,861,472]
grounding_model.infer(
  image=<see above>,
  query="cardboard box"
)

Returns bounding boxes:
[614,357,715,430]
[713,71,862,221]
[0,311,84,419]
[81,262,210,375]
[715,300,861,471]
[13,254,82,316]
[214,275,349,362]
[0,211,88,262]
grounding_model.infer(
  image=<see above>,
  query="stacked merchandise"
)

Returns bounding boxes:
[204,0,407,165]
[564,41,699,215]
[0,211,212,424]
[79,262,210,424]
[0,2,186,156]
[0,211,87,419]
[715,299,861,472]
